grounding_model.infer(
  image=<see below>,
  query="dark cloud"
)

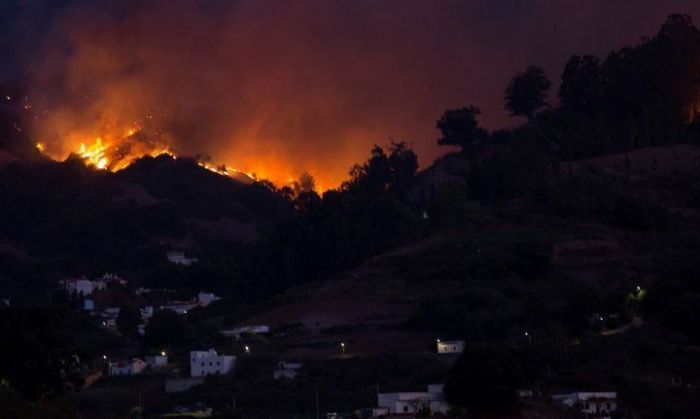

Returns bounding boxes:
[3,0,700,188]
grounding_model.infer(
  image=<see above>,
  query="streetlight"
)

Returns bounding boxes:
[340,342,345,355]
[102,354,108,360]
[244,345,250,354]
[524,331,532,344]
[161,351,166,357]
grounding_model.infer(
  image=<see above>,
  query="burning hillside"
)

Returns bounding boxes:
[34,125,257,183]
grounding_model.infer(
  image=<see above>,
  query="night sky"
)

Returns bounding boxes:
[2,0,700,188]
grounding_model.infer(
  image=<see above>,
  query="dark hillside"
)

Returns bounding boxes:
[0,155,290,302]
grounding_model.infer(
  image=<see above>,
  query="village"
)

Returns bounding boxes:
[47,250,623,419]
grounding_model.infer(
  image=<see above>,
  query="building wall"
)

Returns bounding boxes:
[109,365,132,376]
[273,369,298,380]
[437,341,465,353]
[146,355,168,368]
[378,393,430,414]
[190,351,236,377]
[377,393,400,411]
[132,359,147,374]
[430,400,450,414]
[110,359,146,376]
[581,400,617,414]
[394,401,419,414]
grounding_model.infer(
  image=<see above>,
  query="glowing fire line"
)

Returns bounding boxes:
[36,132,261,184]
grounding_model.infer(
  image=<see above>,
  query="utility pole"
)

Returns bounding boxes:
[315,384,319,419]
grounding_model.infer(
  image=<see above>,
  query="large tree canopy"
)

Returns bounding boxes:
[436,106,488,152]
[505,65,551,120]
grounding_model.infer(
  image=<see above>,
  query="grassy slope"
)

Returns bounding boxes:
[215,145,700,416]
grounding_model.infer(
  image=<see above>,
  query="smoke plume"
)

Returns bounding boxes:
[6,0,700,189]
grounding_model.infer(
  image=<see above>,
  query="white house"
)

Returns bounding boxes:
[436,340,465,354]
[96,273,127,286]
[377,384,450,415]
[190,349,236,377]
[551,392,617,418]
[109,358,147,376]
[161,301,197,315]
[221,325,270,339]
[167,251,198,266]
[141,306,154,320]
[273,360,303,380]
[145,354,168,369]
[61,278,106,296]
[197,292,221,307]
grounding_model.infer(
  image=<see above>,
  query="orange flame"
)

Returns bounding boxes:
[35,123,265,185]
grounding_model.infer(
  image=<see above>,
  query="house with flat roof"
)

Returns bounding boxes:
[190,349,236,377]
[145,353,168,369]
[377,384,450,415]
[436,339,465,354]
[61,277,107,296]
[551,391,617,419]
[273,360,303,380]
[109,358,147,376]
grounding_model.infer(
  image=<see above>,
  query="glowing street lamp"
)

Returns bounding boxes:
[340,342,346,355]
[102,354,108,360]
[161,351,167,357]
[244,345,250,354]
[524,331,532,344]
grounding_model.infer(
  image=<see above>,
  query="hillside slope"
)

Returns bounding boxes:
[0,154,291,301]
[216,146,700,415]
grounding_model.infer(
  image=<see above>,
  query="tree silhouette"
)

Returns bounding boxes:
[444,346,521,414]
[116,304,141,338]
[559,55,603,114]
[505,65,551,120]
[145,309,185,347]
[436,106,488,152]
[388,141,418,197]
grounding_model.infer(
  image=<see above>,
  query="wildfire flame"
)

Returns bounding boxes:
[34,123,264,184]
[79,138,109,169]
